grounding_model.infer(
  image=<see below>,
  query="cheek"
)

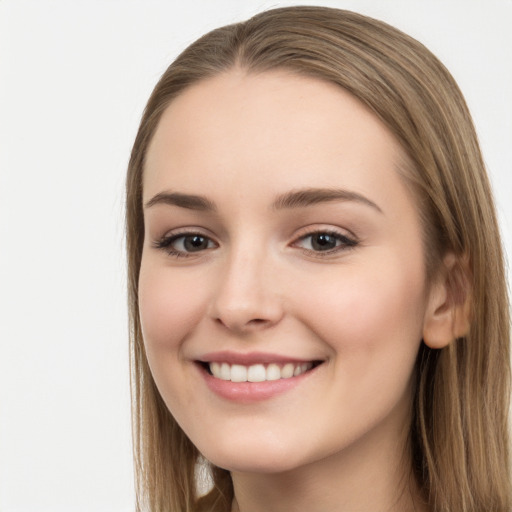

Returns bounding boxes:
[287,256,426,443]
[137,258,214,417]
[138,258,208,355]
[292,254,426,358]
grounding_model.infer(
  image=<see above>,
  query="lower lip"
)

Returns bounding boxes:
[196,363,321,403]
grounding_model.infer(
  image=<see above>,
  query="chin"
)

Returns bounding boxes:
[210,454,304,475]
[200,437,308,474]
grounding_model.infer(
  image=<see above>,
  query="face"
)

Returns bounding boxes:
[139,70,431,474]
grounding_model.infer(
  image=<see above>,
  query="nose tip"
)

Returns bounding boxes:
[209,253,284,334]
[213,304,282,333]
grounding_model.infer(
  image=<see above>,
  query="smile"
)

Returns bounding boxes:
[207,361,315,382]
[195,352,325,402]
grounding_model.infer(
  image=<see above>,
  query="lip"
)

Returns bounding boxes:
[198,350,318,365]
[195,352,324,403]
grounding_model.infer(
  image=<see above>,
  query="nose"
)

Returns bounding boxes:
[209,247,284,334]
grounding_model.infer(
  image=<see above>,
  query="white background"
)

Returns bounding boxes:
[0,1,510,511]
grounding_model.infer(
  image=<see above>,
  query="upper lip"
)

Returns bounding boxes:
[196,351,323,365]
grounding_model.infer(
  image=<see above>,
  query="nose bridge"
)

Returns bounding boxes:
[210,237,283,332]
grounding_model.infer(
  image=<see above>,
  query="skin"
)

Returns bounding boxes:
[138,70,450,511]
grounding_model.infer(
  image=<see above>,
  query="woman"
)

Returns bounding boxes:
[126,6,511,511]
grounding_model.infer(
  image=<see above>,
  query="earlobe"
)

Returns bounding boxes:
[422,253,472,349]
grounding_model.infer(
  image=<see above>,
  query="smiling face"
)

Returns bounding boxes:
[138,70,432,475]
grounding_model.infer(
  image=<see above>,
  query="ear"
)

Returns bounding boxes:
[423,253,472,349]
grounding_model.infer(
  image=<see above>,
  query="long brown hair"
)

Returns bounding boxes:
[126,6,511,511]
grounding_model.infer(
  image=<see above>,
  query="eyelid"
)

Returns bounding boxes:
[151,225,359,259]
[152,228,218,258]
[293,223,358,240]
[290,226,359,256]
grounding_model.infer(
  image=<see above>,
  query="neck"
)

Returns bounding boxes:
[230,416,428,512]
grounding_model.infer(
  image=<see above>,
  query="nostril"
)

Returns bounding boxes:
[245,318,273,330]
[209,285,284,332]
[214,316,272,332]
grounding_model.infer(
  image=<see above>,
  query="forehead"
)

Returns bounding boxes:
[143,69,410,213]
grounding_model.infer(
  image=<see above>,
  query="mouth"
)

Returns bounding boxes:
[195,353,326,402]
[196,360,324,383]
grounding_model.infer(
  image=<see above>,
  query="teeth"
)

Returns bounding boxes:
[281,363,294,379]
[230,364,247,382]
[220,363,230,381]
[208,361,314,382]
[266,363,281,381]
[247,364,266,382]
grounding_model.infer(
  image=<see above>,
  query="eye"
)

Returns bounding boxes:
[153,232,217,257]
[294,230,358,253]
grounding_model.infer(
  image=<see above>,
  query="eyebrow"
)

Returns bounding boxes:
[144,191,217,211]
[144,187,382,214]
[271,187,383,213]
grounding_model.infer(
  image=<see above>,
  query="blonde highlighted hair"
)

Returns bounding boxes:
[126,6,511,511]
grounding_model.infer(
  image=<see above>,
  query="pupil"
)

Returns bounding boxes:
[312,233,336,251]
[184,235,207,252]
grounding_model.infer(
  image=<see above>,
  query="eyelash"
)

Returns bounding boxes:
[152,231,217,258]
[293,229,359,257]
[153,228,359,259]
